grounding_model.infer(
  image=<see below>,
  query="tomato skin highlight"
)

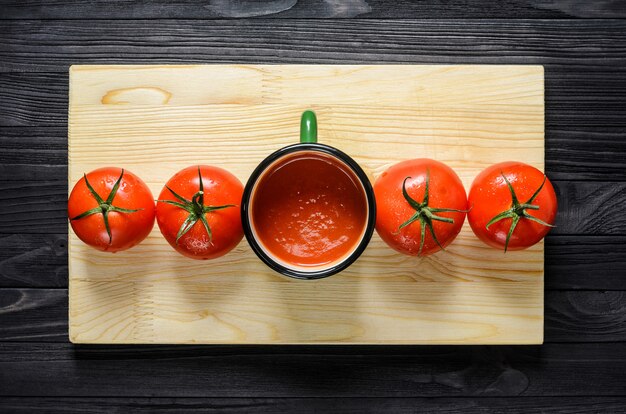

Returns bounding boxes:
[374,159,468,256]
[468,161,557,251]
[156,165,244,260]
[68,167,156,252]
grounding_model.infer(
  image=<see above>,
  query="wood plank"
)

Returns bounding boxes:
[2,20,626,72]
[1,342,625,396]
[3,289,626,343]
[545,71,626,128]
[546,127,626,181]
[67,64,545,345]
[70,64,544,107]
[4,0,625,19]
[0,289,67,341]
[1,180,620,235]
[3,70,626,128]
[2,234,624,290]
[553,181,626,235]
[0,181,67,233]
[545,236,626,290]
[68,276,544,344]
[3,69,626,182]
[4,126,626,183]
[0,73,68,126]
[545,291,626,342]
[67,96,544,187]
[2,396,626,413]
[2,126,626,186]
[0,234,67,287]
[0,127,67,181]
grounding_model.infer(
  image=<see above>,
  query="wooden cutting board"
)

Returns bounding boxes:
[68,64,544,344]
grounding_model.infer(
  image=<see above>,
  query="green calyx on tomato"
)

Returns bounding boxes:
[69,169,142,244]
[486,173,555,252]
[157,167,235,245]
[397,169,468,256]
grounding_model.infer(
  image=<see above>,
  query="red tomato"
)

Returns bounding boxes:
[68,167,156,252]
[468,161,557,251]
[374,159,468,256]
[156,165,243,260]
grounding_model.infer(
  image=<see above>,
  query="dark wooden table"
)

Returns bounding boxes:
[1,1,626,412]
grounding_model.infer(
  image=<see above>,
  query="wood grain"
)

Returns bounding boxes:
[4,125,626,184]
[0,127,67,181]
[3,20,626,72]
[546,127,626,181]
[545,291,626,342]
[0,234,67,287]
[0,289,67,341]
[545,236,626,290]
[4,289,626,342]
[2,397,626,413]
[553,181,626,234]
[1,1,625,19]
[0,181,67,233]
[67,64,546,344]
[69,277,543,344]
[4,70,626,128]
[2,342,626,396]
[70,64,544,107]
[3,234,626,290]
[0,73,68,126]
[68,105,544,184]
[68,66,545,187]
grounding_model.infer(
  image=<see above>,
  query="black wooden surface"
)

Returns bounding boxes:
[1,1,626,412]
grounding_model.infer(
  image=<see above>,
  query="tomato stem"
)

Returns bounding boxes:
[157,166,236,246]
[396,170,468,256]
[485,173,555,252]
[69,169,142,245]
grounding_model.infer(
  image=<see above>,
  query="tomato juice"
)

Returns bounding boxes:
[250,151,368,269]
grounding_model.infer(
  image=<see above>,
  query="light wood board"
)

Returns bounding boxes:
[68,64,544,344]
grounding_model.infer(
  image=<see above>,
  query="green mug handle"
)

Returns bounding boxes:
[300,110,318,143]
